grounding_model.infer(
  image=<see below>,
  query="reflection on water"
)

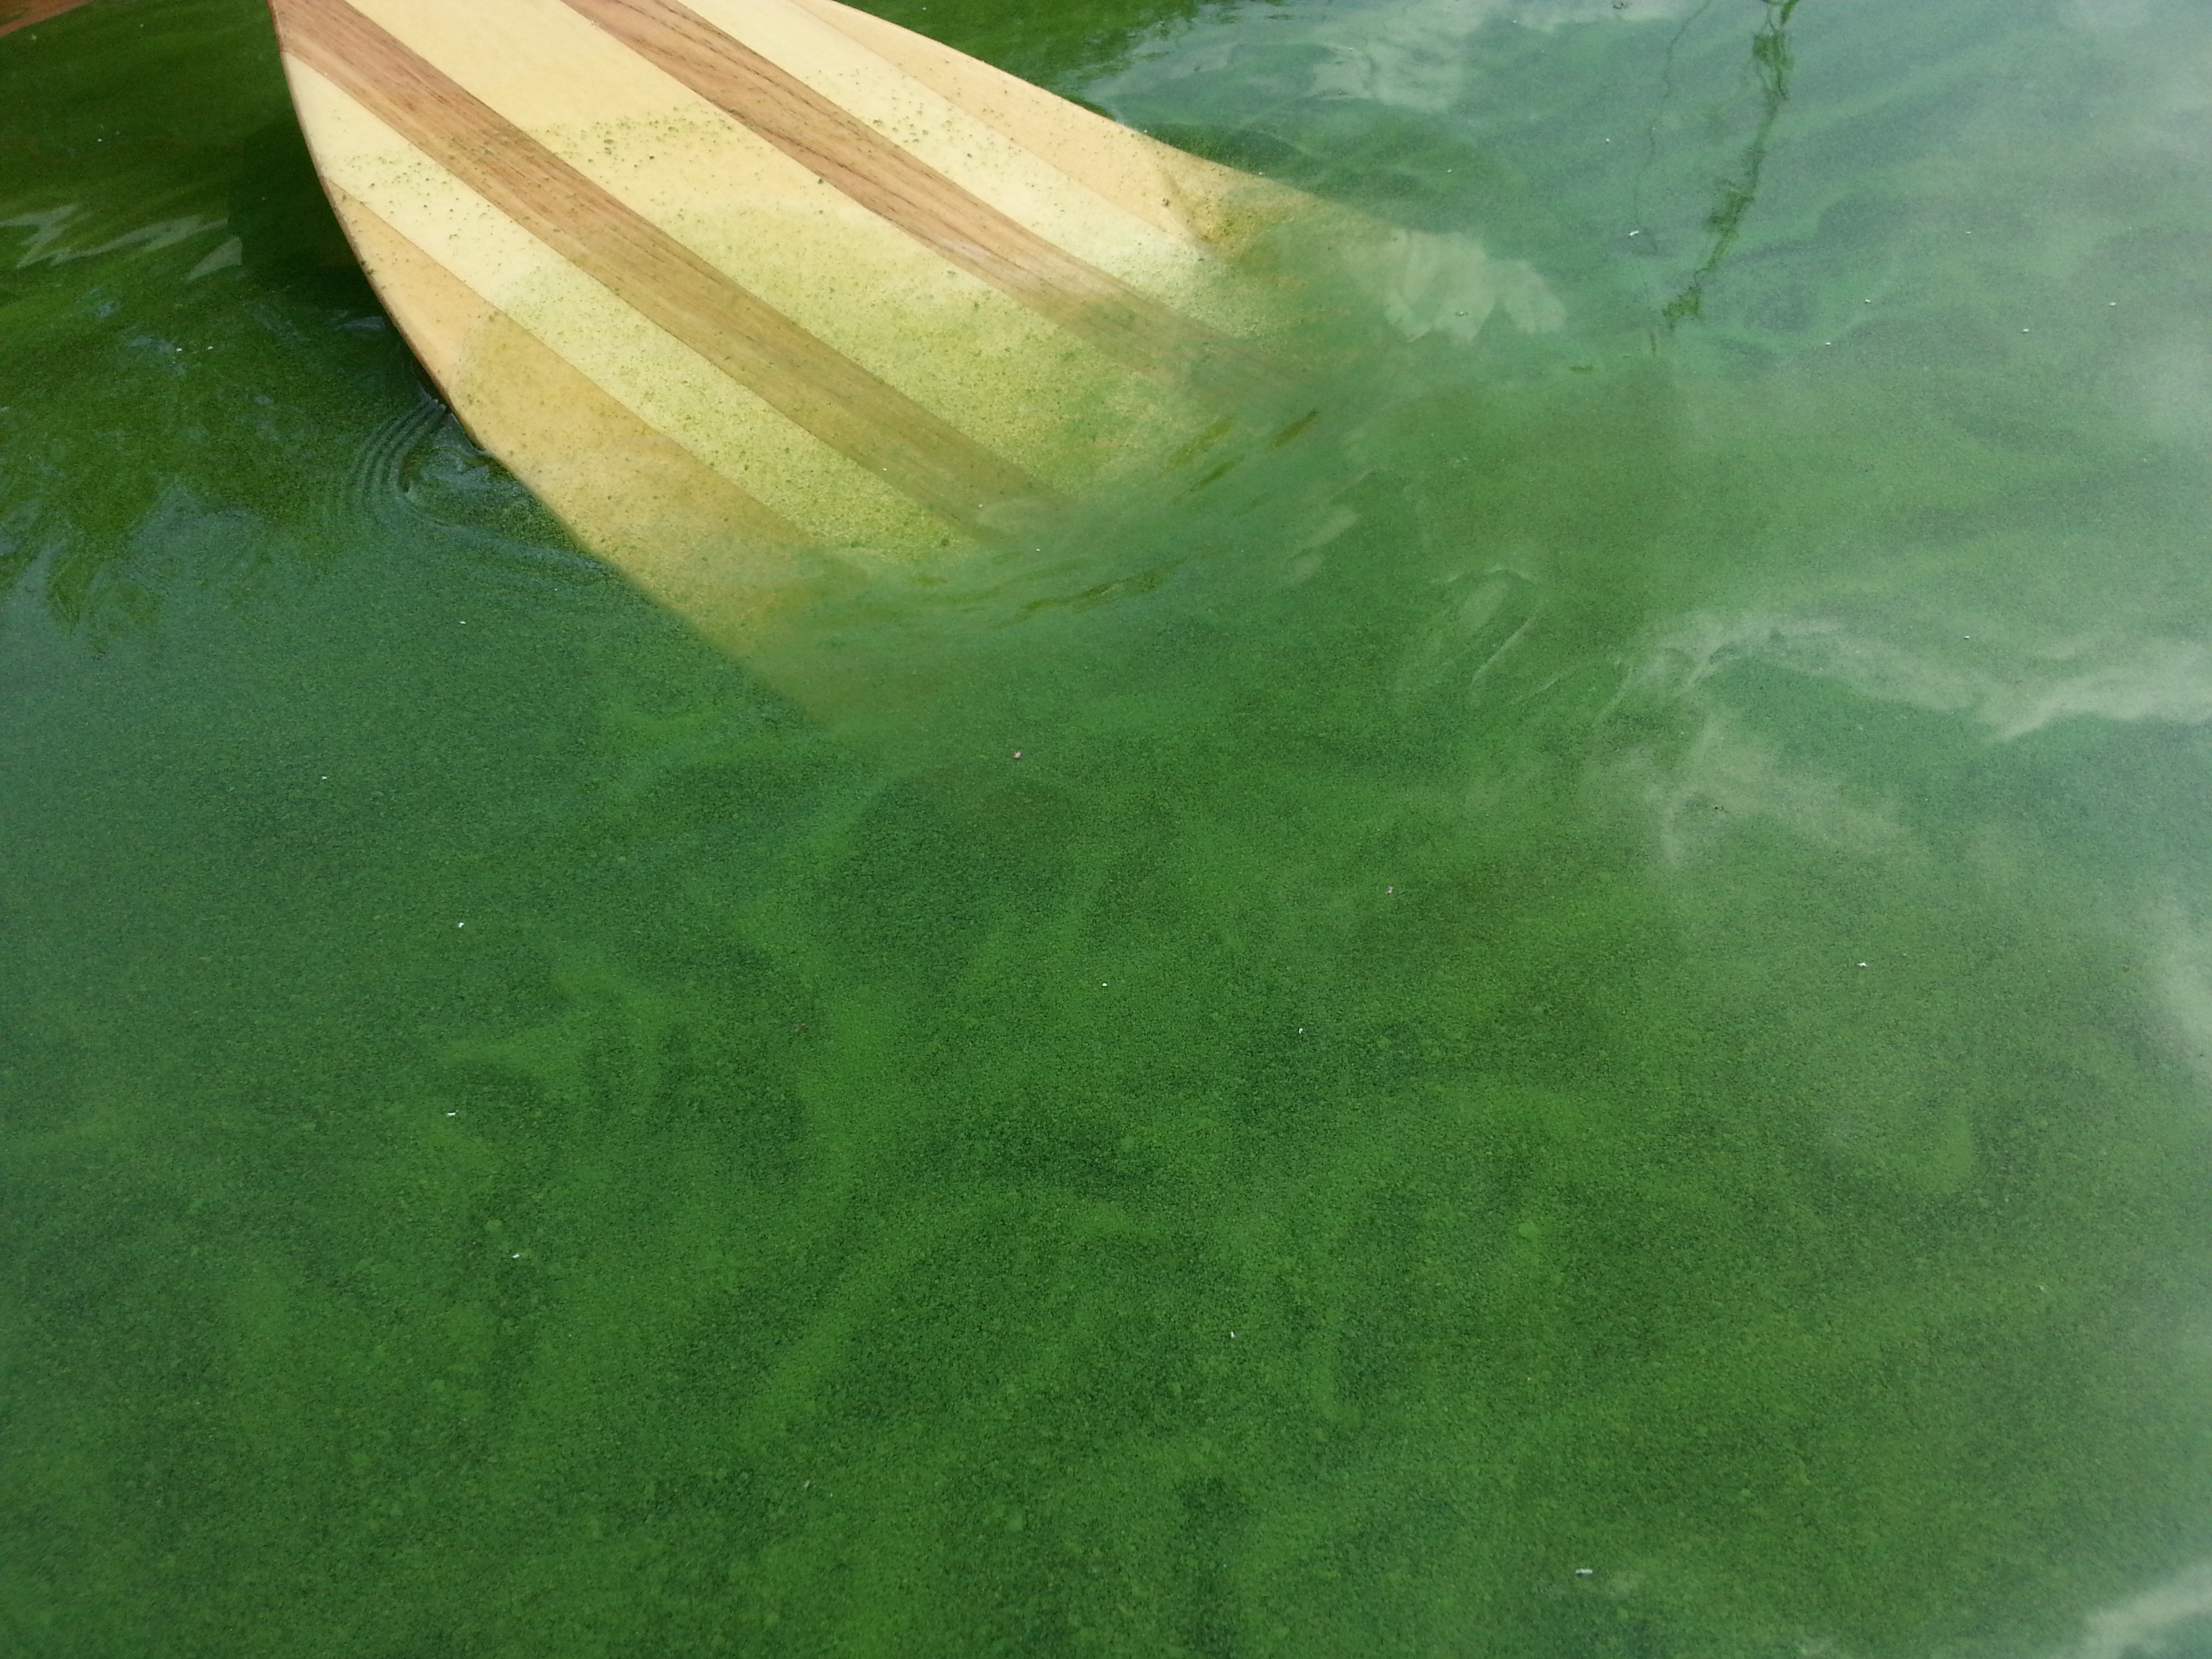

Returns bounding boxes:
[6,1,2212,1656]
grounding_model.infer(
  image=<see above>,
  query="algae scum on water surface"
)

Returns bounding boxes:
[8,1,2212,1655]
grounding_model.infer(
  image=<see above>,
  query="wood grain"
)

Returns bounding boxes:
[275,0,1052,536]
[554,0,1237,384]
[787,0,1309,251]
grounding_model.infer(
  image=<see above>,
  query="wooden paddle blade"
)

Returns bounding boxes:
[266,0,1314,651]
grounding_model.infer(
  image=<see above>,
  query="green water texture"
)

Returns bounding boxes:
[8,1,2212,1654]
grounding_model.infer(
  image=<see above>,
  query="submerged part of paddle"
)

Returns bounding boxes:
[268,0,1565,663]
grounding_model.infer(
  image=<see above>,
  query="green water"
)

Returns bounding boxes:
[8,0,2212,1653]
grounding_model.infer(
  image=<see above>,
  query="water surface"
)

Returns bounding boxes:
[7,1,2212,1654]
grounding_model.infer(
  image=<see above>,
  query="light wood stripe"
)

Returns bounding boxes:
[273,0,1050,535]
[336,188,811,554]
[332,186,827,640]
[787,0,1310,249]
[554,0,1241,386]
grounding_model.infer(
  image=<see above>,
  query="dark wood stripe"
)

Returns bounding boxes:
[273,0,1048,534]
[556,0,1252,387]
[0,0,100,37]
